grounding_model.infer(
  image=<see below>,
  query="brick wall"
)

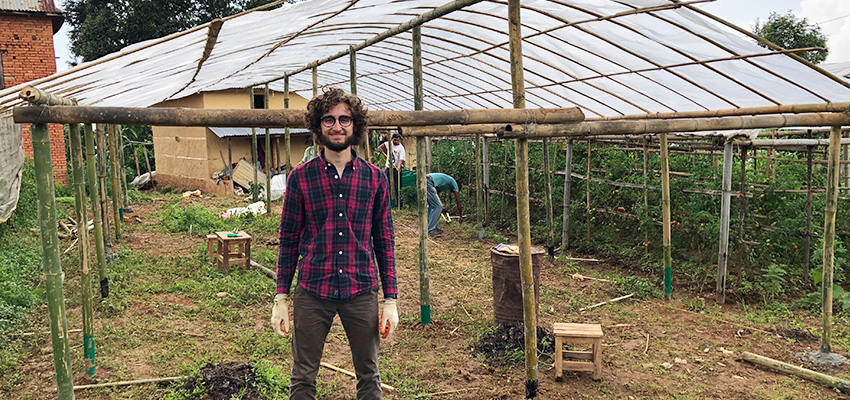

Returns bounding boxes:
[1,13,66,184]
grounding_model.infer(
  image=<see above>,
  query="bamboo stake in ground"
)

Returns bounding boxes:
[249,88,259,203]
[716,142,733,304]
[660,133,672,300]
[85,124,109,298]
[820,125,841,354]
[579,293,635,312]
[108,125,121,240]
[74,376,186,391]
[742,352,850,394]
[118,127,132,214]
[31,122,75,400]
[96,124,113,261]
[284,76,292,175]
[320,362,395,392]
[265,84,272,213]
[69,124,96,379]
[413,25,431,325]
[475,132,484,239]
[562,140,572,251]
[543,138,554,257]
[806,129,814,276]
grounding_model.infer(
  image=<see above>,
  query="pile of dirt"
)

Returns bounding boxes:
[472,323,556,367]
[773,328,819,344]
[173,361,263,400]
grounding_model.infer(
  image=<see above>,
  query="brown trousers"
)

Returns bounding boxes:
[290,285,382,400]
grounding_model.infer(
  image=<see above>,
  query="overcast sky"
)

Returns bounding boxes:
[51,0,850,72]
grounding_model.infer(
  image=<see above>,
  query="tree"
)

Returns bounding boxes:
[64,0,286,63]
[752,11,828,64]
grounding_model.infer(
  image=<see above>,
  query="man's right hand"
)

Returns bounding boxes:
[271,293,291,337]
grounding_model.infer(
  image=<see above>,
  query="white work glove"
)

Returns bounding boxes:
[271,293,291,338]
[379,299,398,339]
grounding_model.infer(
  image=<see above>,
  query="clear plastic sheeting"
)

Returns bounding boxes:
[1,0,849,118]
[0,112,24,223]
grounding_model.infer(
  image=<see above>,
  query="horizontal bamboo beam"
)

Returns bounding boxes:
[405,113,850,138]
[737,138,850,147]
[19,86,76,106]
[12,105,584,127]
[588,102,850,121]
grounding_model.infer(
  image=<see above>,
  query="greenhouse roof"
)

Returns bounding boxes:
[2,0,850,119]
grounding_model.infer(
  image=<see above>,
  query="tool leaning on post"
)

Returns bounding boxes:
[269,87,399,400]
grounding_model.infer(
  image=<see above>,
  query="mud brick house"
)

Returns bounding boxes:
[1,0,65,183]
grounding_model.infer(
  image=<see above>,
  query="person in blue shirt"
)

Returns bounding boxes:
[426,173,462,235]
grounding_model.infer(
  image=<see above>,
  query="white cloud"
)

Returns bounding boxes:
[800,0,850,62]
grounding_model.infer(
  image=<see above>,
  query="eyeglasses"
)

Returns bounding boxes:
[321,115,353,128]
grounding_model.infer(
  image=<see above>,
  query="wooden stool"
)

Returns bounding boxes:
[206,234,218,259]
[213,231,252,270]
[554,323,603,380]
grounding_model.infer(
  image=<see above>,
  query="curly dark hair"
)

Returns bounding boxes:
[304,87,369,146]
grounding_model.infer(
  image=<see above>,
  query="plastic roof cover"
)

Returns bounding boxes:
[2,0,850,119]
[209,127,309,137]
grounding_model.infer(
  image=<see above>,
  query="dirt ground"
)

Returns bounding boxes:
[6,195,850,399]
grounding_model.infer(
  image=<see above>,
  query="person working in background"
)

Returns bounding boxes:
[377,133,405,202]
[271,87,398,400]
[427,172,462,236]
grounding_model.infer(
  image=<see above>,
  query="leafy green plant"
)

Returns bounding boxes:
[613,276,659,300]
[251,359,289,399]
[758,264,788,303]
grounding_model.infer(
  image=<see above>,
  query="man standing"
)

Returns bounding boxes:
[271,87,398,399]
[426,172,462,236]
[377,133,405,203]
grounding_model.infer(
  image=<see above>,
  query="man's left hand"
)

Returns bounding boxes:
[379,299,398,339]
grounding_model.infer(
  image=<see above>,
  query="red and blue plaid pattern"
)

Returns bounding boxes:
[276,152,397,301]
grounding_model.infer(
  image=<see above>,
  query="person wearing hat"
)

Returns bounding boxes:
[271,87,398,400]
[377,133,406,202]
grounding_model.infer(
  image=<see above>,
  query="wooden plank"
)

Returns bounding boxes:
[562,350,594,360]
[561,361,596,371]
[231,160,266,191]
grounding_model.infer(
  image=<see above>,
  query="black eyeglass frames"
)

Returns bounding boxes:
[321,115,353,128]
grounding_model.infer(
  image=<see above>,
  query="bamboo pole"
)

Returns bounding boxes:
[413,24,430,326]
[249,88,259,202]
[508,0,537,397]
[742,352,850,394]
[142,144,153,185]
[133,147,140,177]
[736,146,748,292]
[586,140,592,242]
[108,125,121,240]
[96,125,113,261]
[74,376,186,391]
[265,84,272,213]
[84,124,109,298]
[284,76,291,175]
[118,128,132,214]
[68,124,95,378]
[31,122,74,399]
[483,138,490,224]
[501,140,510,219]
[643,138,649,252]
[561,140,573,251]
[716,142,733,304]
[543,138,554,257]
[845,130,849,188]
[13,105,584,128]
[805,130,814,276]
[820,125,842,354]
[660,133,672,300]
[475,133,484,239]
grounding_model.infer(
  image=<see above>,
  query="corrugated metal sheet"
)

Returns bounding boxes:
[0,0,62,14]
[209,127,309,138]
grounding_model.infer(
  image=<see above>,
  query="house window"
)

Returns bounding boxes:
[253,94,266,109]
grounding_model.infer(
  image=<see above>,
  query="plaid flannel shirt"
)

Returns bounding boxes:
[276,152,397,301]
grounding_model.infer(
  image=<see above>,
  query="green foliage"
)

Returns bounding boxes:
[161,204,227,236]
[753,11,828,64]
[613,276,660,300]
[757,264,788,303]
[251,359,290,399]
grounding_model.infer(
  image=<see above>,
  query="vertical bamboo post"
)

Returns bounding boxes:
[96,125,112,261]
[561,139,573,251]
[142,144,153,185]
[736,146,748,292]
[133,146,141,177]
[69,124,96,379]
[843,129,849,189]
[108,125,121,240]
[643,138,649,251]
[501,140,510,216]
[284,76,292,175]
[483,138,490,225]
[31,122,75,399]
[767,129,776,181]
[85,124,109,298]
[413,24,431,325]
[265,84,272,213]
[716,142,733,304]
[508,0,537,397]
[475,132,484,239]
[276,137,281,175]
[820,125,842,354]
[351,45,368,158]
[805,129,814,276]
[249,88,259,202]
[660,133,672,300]
[118,127,132,214]
[312,67,319,166]
[586,140,592,242]
[543,138,554,257]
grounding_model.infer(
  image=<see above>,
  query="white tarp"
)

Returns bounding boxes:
[0,0,849,118]
[0,111,24,223]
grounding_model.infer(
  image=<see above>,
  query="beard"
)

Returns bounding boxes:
[317,131,359,152]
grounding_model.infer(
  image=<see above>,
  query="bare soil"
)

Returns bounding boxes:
[5,194,850,399]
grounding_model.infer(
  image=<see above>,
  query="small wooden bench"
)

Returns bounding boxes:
[554,323,603,380]
[208,231,252,270]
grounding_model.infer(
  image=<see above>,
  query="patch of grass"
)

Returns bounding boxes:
[612,275,660,300]
[251,359,290,399]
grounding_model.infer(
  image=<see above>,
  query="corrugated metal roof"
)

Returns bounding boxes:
[209,127,309,138]
[0,0,62,14]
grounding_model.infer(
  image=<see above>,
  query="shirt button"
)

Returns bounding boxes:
[334,175,339,179]
[338,213,343,217]
[339,194,343,198]
[339,269,343,273]
[339,232,343,236]
[338,251,343,255]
